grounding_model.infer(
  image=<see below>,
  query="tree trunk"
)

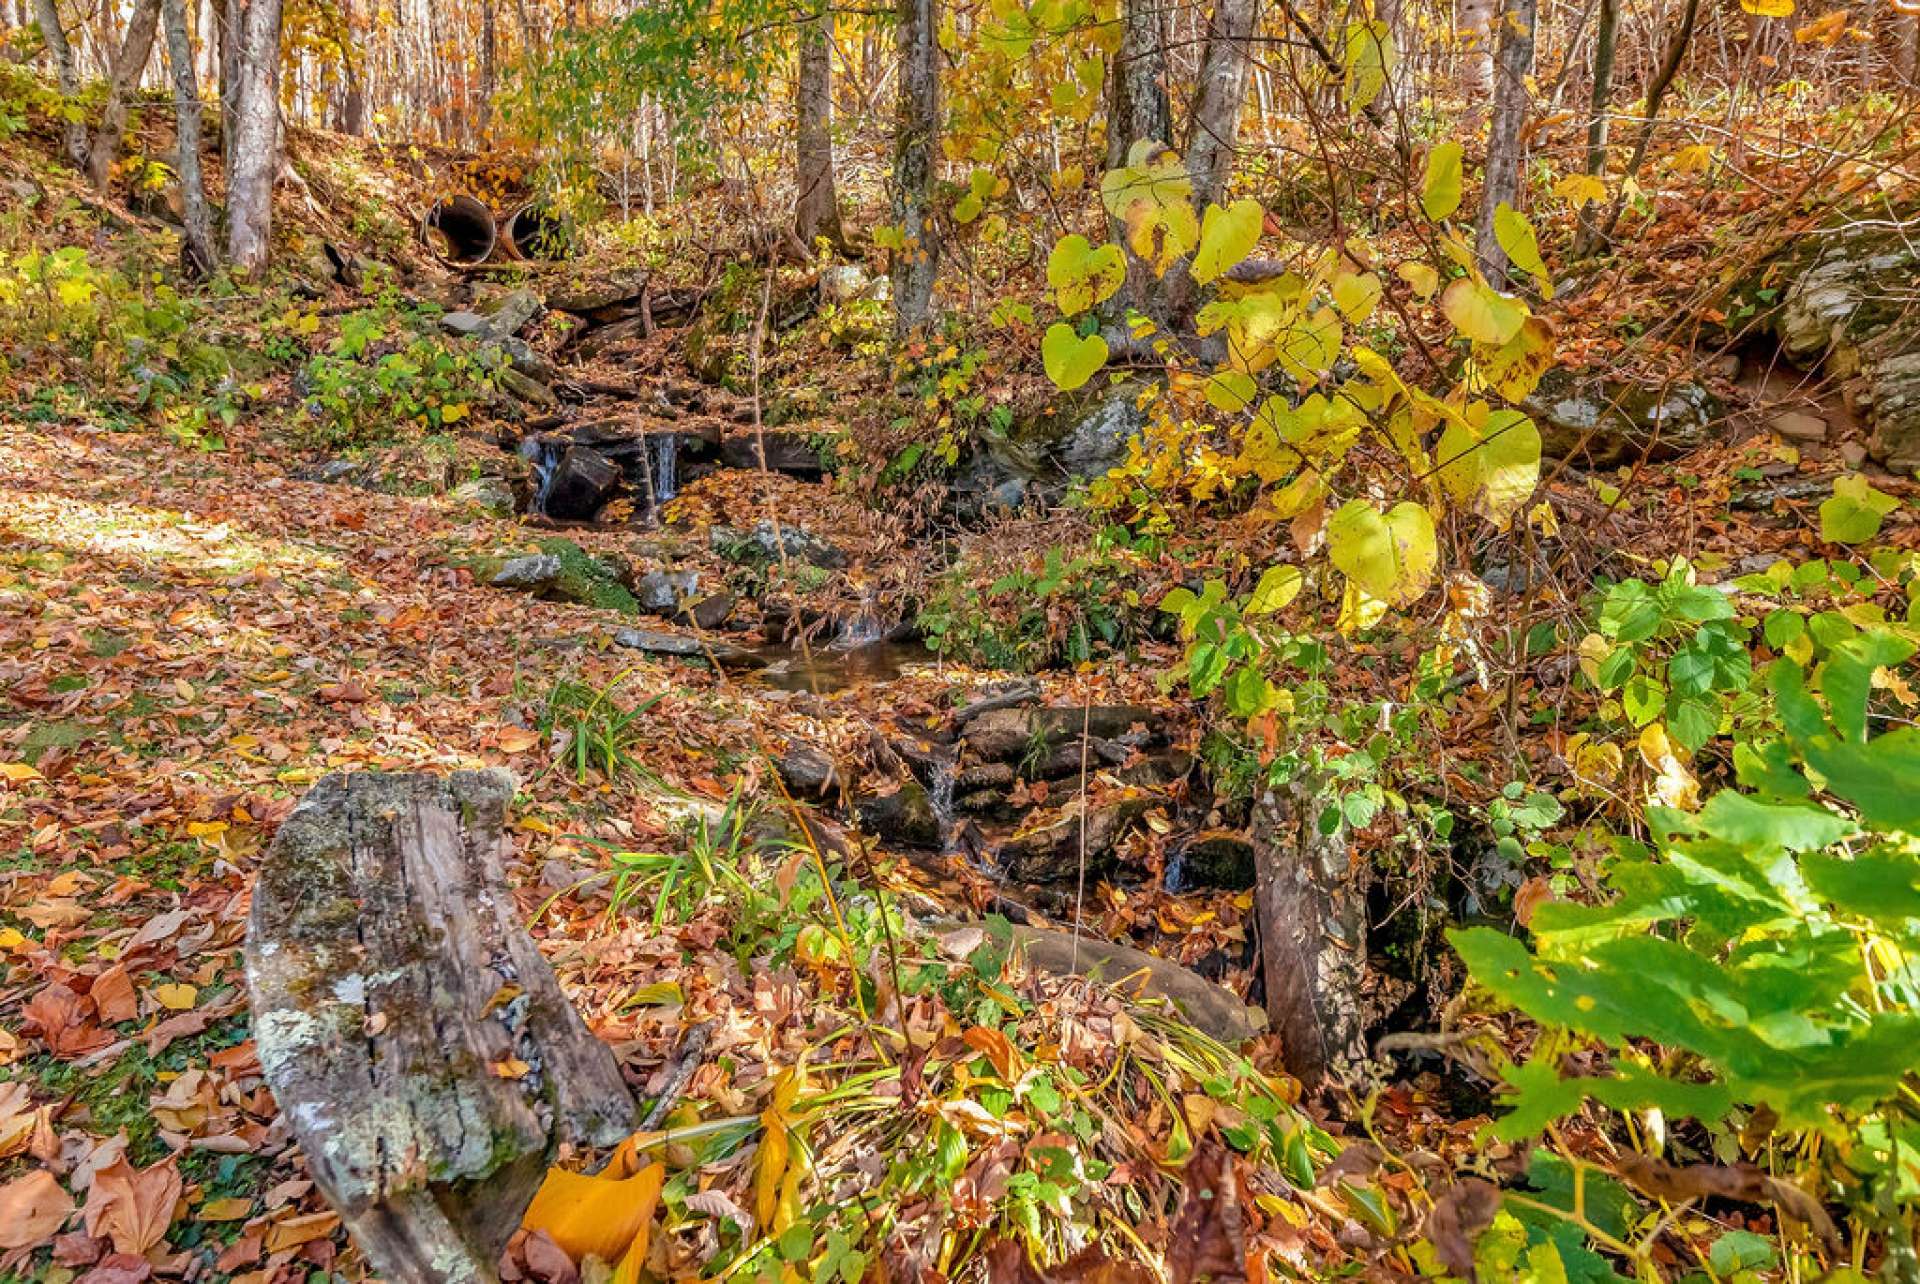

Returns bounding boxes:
[246,771,635,1284]
[889,0,938,335]
[224,0,283,270]
[1184,0,1255,211]
[1105,0,1171,172]
[478,0,494,141]
[794,3,844,251]
[219,0,241,157]
[1457,0,1496,104]
[87,0,162,191]
[1376,0,1409,117]
[160,0,215,275]
[1897,6,1917,86]
[1592,0,1701,246]
[1571,0,1617,255]
[1251,776,1370,1086]
[31,0,89,166]
[1473,0,1536,281]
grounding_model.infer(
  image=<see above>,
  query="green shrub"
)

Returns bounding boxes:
[298,304,502,450]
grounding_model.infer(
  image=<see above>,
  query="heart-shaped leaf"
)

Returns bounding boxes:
[1192,198,1264,284]
[1332,271,1383,323]
[1327,498,1437,605]
[1493,202,1550,293]
[1042,323,1109,391]
[1441,277,1527,345]
[1421,142,1464,221]
[1437,407,1542,527]
[1047,234,1126,314]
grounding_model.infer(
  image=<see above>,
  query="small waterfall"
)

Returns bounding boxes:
[926,747,957,854]
[830,586,886,650]
[519,436,560,518]
[651,433,678,506]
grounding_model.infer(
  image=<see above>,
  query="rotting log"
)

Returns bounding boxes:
[1251,775,1369,1085]
[246,770,635,1284]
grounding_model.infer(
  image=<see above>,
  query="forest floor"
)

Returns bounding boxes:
[2,89,1918,1284]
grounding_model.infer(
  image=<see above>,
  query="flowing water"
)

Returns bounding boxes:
[652,433,678,507]
[519,436,559,518]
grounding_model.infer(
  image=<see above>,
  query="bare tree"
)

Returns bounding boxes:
[794,2,843,250]
[1573,0,1617,252]
[225,0,284,270]
[160,0,215,274]
[1184,0,1256,212]
[889,0,938,333]
[31,0,89,166]
[1474,0,1536,280]
[87,0,162,190]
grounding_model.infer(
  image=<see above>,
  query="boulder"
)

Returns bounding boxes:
[680,592,736,631]
[1058,381,1151,478]
[994,791,1154,883]
[711,520,847,570]
[856,782,943,848]
[720,429,828,476]
[491,554,563,592]
[450,476,517,517]
[543,446,621,521]
[1007,926,1264,1044]
[777,746,843,801]
[634,569,700,614]
[1525,367,1721,467]
[1166,829,1257,892]
[819,264,889,305]
[962,705,1157,762]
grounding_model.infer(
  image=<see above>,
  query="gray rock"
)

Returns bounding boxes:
[962,705,1156,762]
[542,446,621,522]
[856,782,942,848]
[451,476,517,517]
[778,746,842,801]
[1770,410,1828,442]
[1060,382,1150,479]
[499,368,558,409]
[610,628,766,670]
[634,569,699,614]
[681,592,736,631]
[711,520,847,569]
[1525,367,1721,467]
[1008,925,1265,1043]
[720,430,828,476]
[995,793,1153,883]
[1863,346,1920,472]
[440,310,489,337]
[819,264,888,305]
[487,335,558,385]
[492,554,563,592]
[486,289,544,339]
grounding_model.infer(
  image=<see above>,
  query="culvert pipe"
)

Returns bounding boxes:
[502,202,573,261]
[421,195,498,266]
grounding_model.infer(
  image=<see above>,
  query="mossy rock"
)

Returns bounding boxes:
[536,538,639,615]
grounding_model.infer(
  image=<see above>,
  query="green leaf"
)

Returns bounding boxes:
[1046,235,1126,315]
[1819,473,1899,544]
[1421,142,1464,221]
[1493,202,1550,292]
[1341,18,1392,111]
[1041,323,1109,391]
[1331,271,1384,324]
[1246,564,1304,615]
[1441,278,1527,345]
[1327,499,1437,605]
[1204,370,1257,413]
[1192,198,1264,285]
[1436,407,1541,526]
[1099,142,1200,274]
[1802,848,1920,923]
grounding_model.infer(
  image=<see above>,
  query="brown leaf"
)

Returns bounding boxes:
[1427,1178,1502,1283]
[316,681,372,704]
[52,1230,105,1266]
[984,1238,1155,1283]
[23,985,113,1058]
[522,1229,580,1284]
[89,966,138,1026]
[1614,1155,1839,1250]
[74,1252,153,1284]
[82,1155,181,1257]
[1167,1140,1248,1284]
[0,1169,75,1249]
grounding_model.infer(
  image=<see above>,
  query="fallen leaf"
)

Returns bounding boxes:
[149,983,198,1012]
[497,727,541,753]
[90,966,138,1026]
[75,1252,153,1284]
[82,1155,181,1257]
[521,1160,665,1280]
[0,1169,75,1249]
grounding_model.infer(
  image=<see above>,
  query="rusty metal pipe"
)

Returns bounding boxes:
[501,201,572,261]
[421,195,498,266]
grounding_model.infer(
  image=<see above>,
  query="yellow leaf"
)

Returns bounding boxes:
[200,1197,254,1221]
[0,763,42,783]
[1553,173,1607,207]
[1667,143,1714,174]
[754,1066,808,1234]
[523,1160,665,1268]
[151,983,198,1011]
[1740,0,1791,16]
[441,402,469,424]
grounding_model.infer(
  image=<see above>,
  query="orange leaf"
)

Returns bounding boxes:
[521,1160,664,1268]
[0,1169,74,1249]
[497,727,541,753]
[83,1155,181,1256]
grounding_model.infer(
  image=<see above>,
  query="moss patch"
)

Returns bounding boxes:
[536,538,639,615]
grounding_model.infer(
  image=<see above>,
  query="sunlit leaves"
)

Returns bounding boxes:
[1471,314,1555,400]
[1246,564,1303,614]
[1099,141,1200,273]
[1819,474,1899,544]
[1492,203,1550,294]
[1327,499,1437,605]
[1553,172,1607,207]
[1276,306,1344,380]
[1047,235,1125,314]
[1441,277,1527,345]
[1437,407,1542,527]
[1341,19,1393,112]
[1396,261,1439,299]
[1042,322,1108,390]
[1740,0,1792,16]
[1331,271,1383,323]
[1192,198,1264,284]
[1421,142,1464,221]
[953,168,1006,224]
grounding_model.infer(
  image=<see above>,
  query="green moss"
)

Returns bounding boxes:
[536,538,639,615]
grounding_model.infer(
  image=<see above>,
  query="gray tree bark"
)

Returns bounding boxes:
[31,0,89,166]
[246,771,635,1284]
[1571,0,1617,256]
[1252,776,1370,1086]
[86,0,162,191]
[1105,0,1171,172]
[224,0,283,270]
[794,3,844,251]
[160,0,215,275]
[1473,0,1536,281]
[889,0,939,334]
[1456,0,1496,103]
[1183,0,1256,212]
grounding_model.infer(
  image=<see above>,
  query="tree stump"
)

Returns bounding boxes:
[246,770,635,1284]
[1251,776,1370,1085]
